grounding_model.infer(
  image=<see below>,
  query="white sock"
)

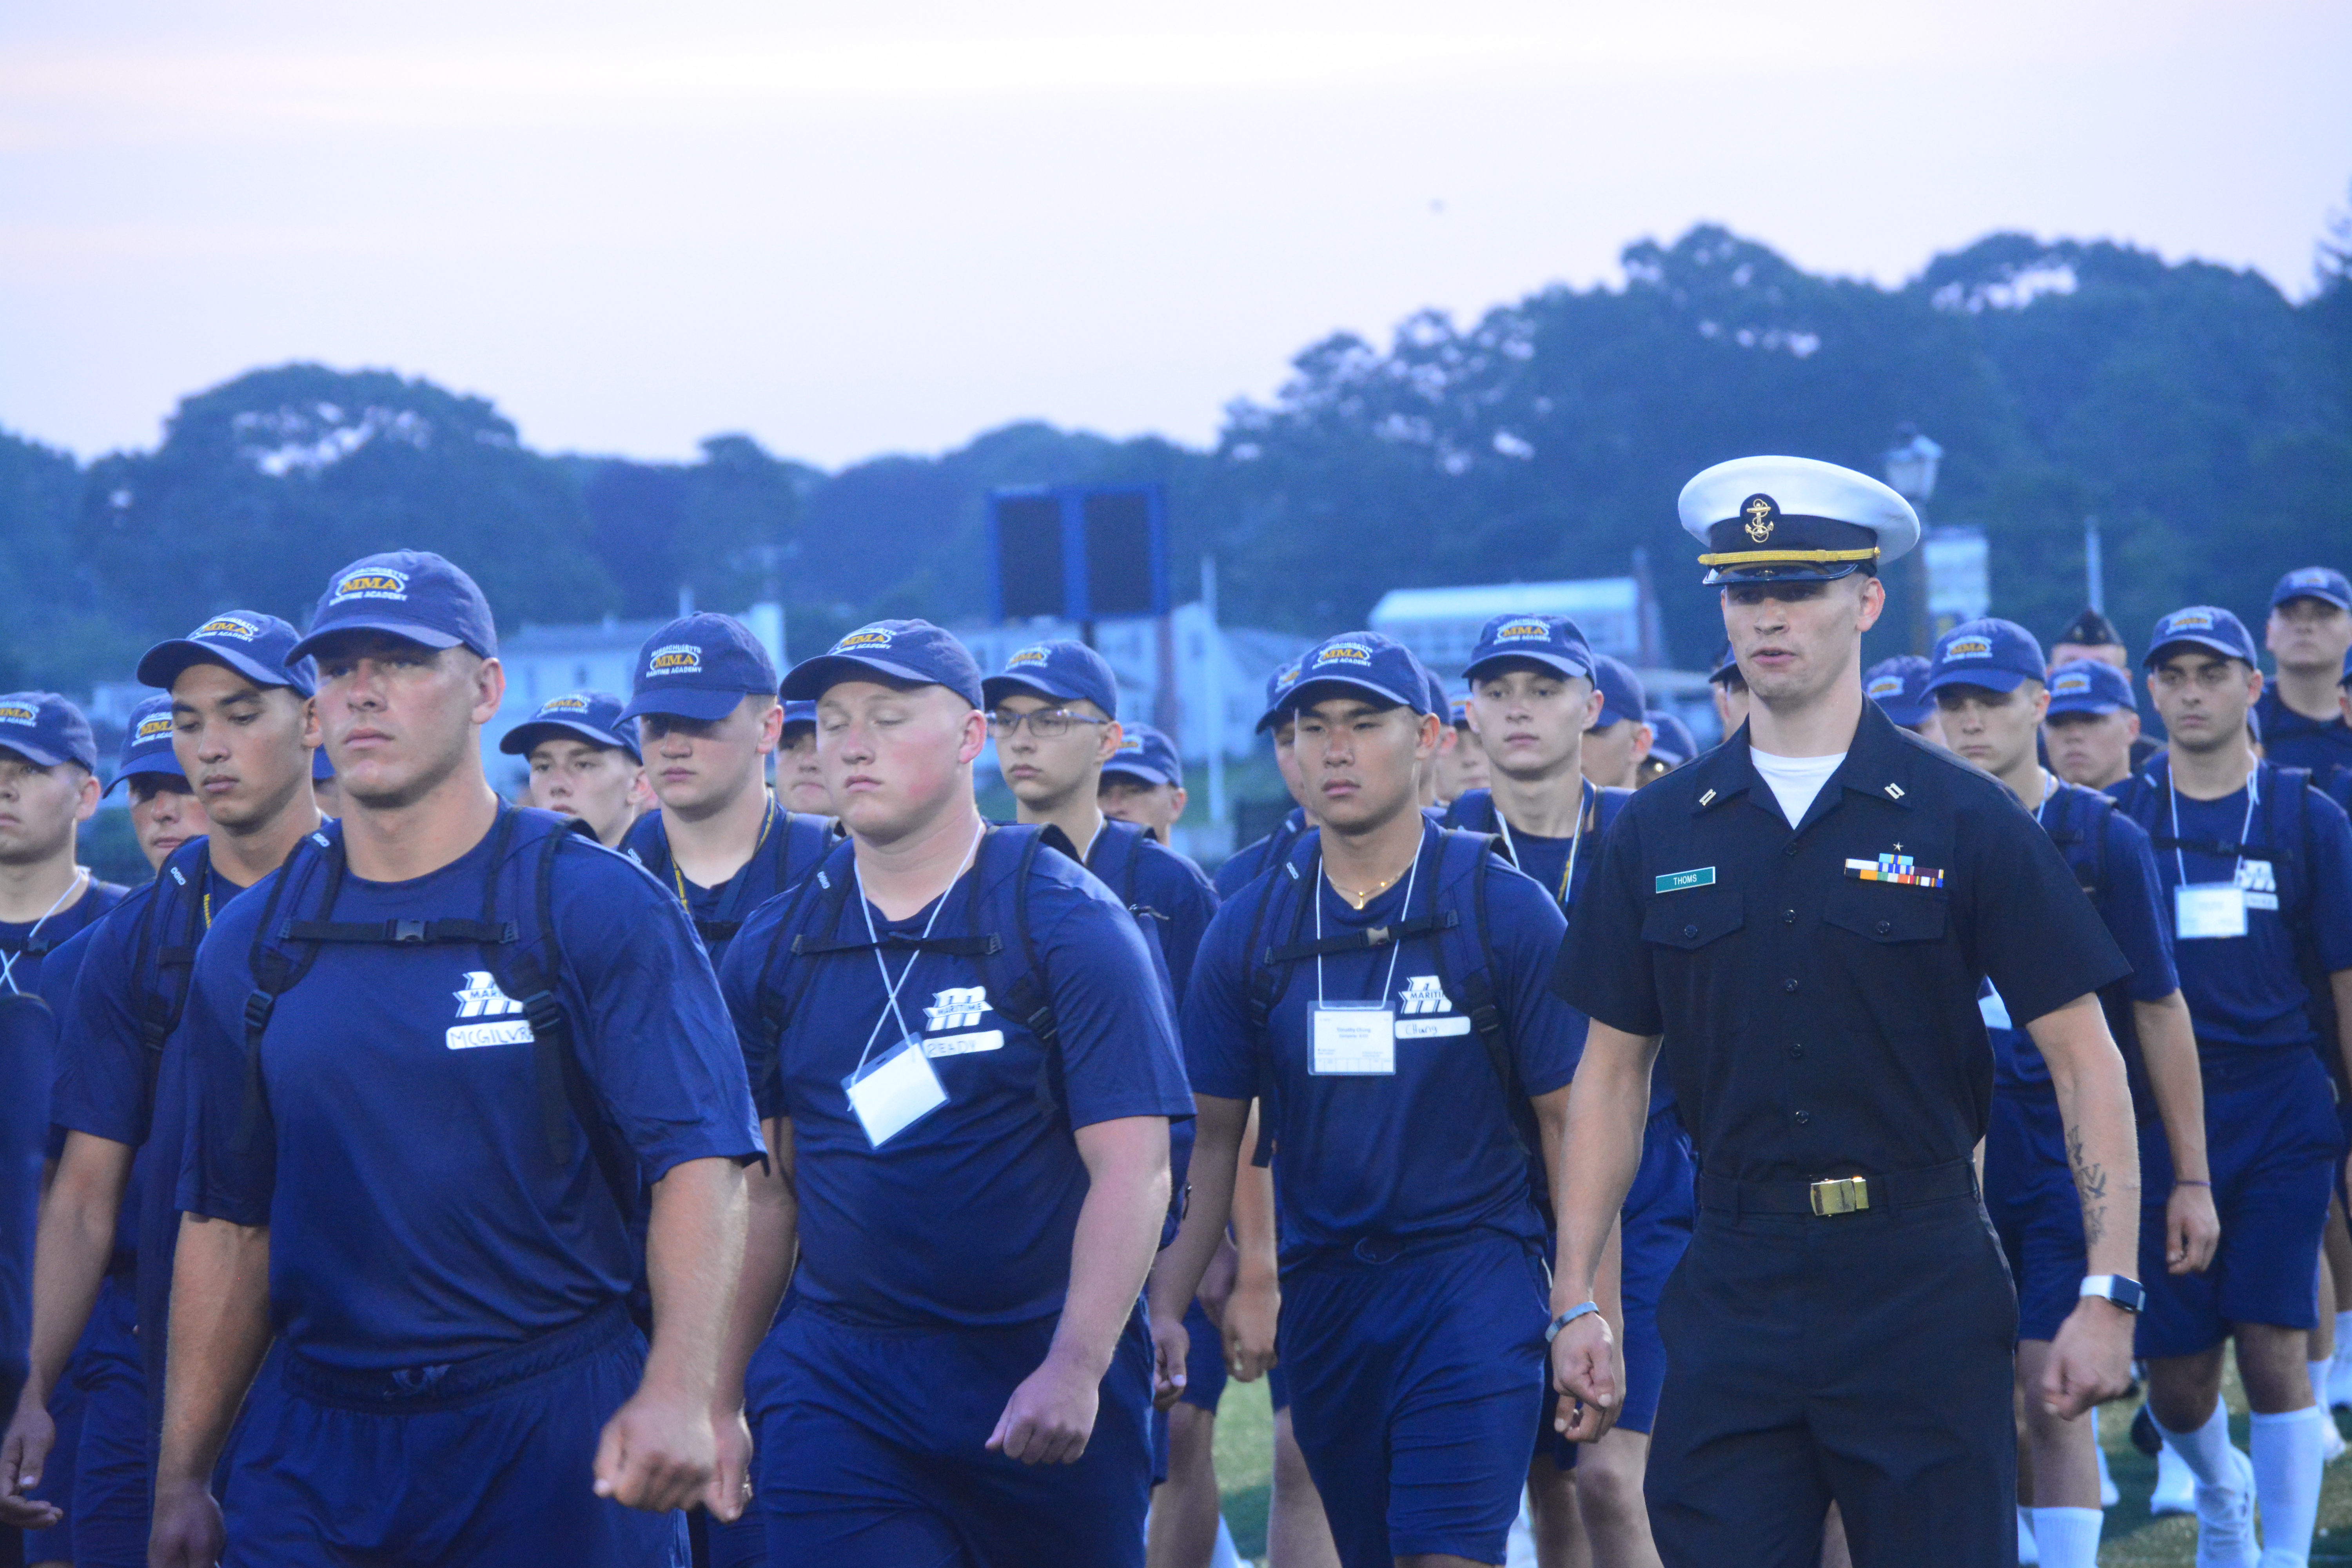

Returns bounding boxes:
[2017,1505,2040,1565]
[2249,1406,2324,1568]
[2155,1395,2237,1490]
[2030,1506,2102,1568]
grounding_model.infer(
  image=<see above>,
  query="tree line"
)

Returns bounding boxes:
[4,216,2348,698]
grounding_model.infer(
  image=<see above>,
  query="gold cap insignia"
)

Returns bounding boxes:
[1742,494,1778,543]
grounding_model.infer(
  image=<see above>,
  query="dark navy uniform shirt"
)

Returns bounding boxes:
[1215,808,1309,900]
[623,799,833,963]
[722,835,1193,1330]
[1085,820,1219,1005]
[1560,700,2131,1184]
[0,876,129,1005]
[2255,687,2352,777]
[2116,759,2352,1051]
[1984,782,2178,1095]
[1185,822,1584,1263]
[179,822,760,1372]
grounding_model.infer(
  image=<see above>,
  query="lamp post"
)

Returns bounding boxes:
[1881,425,1943,654]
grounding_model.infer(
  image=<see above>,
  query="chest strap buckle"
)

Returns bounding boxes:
[1809,1175,1871,1217]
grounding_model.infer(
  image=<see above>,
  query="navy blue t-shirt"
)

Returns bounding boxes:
[623,799,832,964]
[722,834,1194,1329]
[2121,761,2352,1050]
[53,853,249,1278]
[1184,822,1584,1263]
[179,817,761,1371]
[1086,822,1219,1006]
[0,876,129,1005]
[1985,783,2179,1093]
[2255,687,2352,777]
[1214,808,1308,900]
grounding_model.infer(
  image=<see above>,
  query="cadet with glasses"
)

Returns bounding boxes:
[1925,617,2216,1568]
[2111,605,2352,1568]
[152,552,762,1567]
[1156,630,1594,1568]
[505,691,649,849]
[619,613,831,963]
[714,619,1192,1568]
[1552,458,2142,1568]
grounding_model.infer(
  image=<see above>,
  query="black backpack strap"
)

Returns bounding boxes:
[977,828,1064,1118]
[129,841,213,1133]
[1240,845,1310,1169]
[236,829,341,1155]
[1424,831,1537,1160]
[480,816,597,1169]
[753,839,862,1115]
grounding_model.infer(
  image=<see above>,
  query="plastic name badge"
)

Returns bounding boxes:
[843,1035,949,1149]
[1310,1003,1397,1076]
[2174,883,2248,941]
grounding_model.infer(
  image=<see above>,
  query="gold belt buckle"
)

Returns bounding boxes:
[1808,1176,1871,1216]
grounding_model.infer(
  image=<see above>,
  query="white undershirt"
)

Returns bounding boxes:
[1750,749,1847,827]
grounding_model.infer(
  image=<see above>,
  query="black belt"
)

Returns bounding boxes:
[1699,1159,1977,1218]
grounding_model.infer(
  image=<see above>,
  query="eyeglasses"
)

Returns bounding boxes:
[988,709,1111,740]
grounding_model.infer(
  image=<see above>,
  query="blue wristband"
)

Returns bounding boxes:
[1545,1301,1601,1345]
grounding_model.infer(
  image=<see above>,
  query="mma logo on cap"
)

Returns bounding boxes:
[135,713,175,744]
[1494,620,1551,643]
[1314,642,1374,668]
[2053,672,2092,696]
[2289,568,2333,589]
[543,693,591,713]
[1866,675,1904,700]
[1008,645,1051,669]
[834,627,893,653]
[1740,494,1779,543]
[646,644,702,677]
[1274,661,1302,688]
[1944,636,1993,660]
[328,569,410,604]
[2164,610,2216,633]
[1116,734,1144,755]
[195,615,262,642]
[0,703,34,727]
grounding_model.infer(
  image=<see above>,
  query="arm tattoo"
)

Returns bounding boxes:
[2068,1123,2109,1248]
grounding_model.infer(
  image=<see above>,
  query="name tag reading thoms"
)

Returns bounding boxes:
[1311,1003,1396,1076]
[843,1036,949,1149]
[2174,883,2249,941]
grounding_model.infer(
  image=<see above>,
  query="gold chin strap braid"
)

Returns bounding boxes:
[1694,546,1882,567]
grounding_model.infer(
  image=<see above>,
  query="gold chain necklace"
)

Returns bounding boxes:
[1328,866,1406,911]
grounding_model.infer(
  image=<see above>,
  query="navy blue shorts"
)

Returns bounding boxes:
[1268,1360,1289,1413]
[754,1303,1153,1568]
[57,1278,147,1568]
[1280,1231,1548,1568]
[220,1304,684,1568]
[1985,1088,2085,1343]
[20,1313,96,1566]
[1178,1297,1227,1414]
[1535,1108,1694,1466]
[2139,1047,2341,1359]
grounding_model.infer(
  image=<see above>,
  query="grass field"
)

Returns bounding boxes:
[1205,1367,2352,1566]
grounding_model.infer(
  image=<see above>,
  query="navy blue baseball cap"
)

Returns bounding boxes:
[781,700,818,738]
[982,640,1120,718]
[1103,722,1182,788]
[1646,711,1698,768]
[2145,606,2259,668]
[138,610,316,696]
[1587,655,1646,729]
[1924,618,2047,699]
[0,692,98,771]
[1253,655,1307,733]
[1708,641,1743,686]
[500,691,641,762]
[781,620,985,710]
[107,694,183,794]
[2045,659,2135,717]
[1419,663,1449,722]
[1280,632,1432,719]
[1864,656,1934,726]
[288,550,498,664]
[1462,613,1594,684]
[1448,693,1472,728]
[617,613,780,725]
[2271,566,2352,613]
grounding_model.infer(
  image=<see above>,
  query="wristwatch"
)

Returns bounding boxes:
[2078,1274,2146,1313]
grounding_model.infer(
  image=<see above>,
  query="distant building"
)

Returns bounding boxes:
[1368,578,1649,677]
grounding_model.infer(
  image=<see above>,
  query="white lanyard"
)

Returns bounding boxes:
[850,822,984,1075]
[2166,760,2260,890]
[1315,826,1426,1009]
[2031,769,2057,825]
[0,867,87,996]
[1494,778,1591,911]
